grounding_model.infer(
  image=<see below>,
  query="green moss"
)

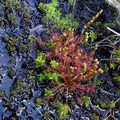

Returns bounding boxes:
[92,114,100,120]
[28,71,35,81]
[114,49,120,63]
[104,22,117,29]
[82,96,91,107]
[10,80,24,96]
[97,99,116,109]
[114,76,120,82]
[0,91,5,98]
[50,60,59,69]
[57,103,69,120]
[12,0,21,8]
[28,35,37,42]
[107,101,116,109]
[9,37,17,46]
[34,98,44,106]
[7,14,16,24]
[43,111,53,119]
[44,88,54,96]
[8,69,16,79]
[38,0,79,31]
[97,99,107,109]
[68,0,74,5]
[20,45,29,53]
[35,52,46,67]
[0,75,2,84]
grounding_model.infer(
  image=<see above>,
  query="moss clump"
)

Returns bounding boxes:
[7,69,16,79]
[34,98,44,106]
[57,103,69,119]
[38,0,79,31]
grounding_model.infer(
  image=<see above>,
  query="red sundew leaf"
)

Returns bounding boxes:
[71,83,80,90]
[79,85,86,91]
[78,78,84,82]
[89,51,95,57]
[37,38,45,46]
[51,33,59,42]
[85,61,90,71]
[68,45,75,52]
[75,59,82,68]
[80,85,96,93]
[76,96,82,106]
[47,52,53,59]
[50,67,58,73]
[86,66,91,71]
[64,56,72,64]
[76,68,81,75]
[58,63,64,72]
[76,34,84,44]
[69,37,75,42]
[85,85,96,93]
[55,44,62,53]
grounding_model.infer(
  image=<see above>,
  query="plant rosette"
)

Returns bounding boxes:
[36,29,103,105]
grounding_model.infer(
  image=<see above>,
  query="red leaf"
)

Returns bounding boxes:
[37,38,45,46]
[58,63,64,72]
[47,52,53,59]
[80,85,96,93]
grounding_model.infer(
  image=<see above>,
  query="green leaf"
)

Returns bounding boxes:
[89,31,96,42]
[82,32,89,45]
[44,88,54,96]
[57,103,69,119]
[45,71,53,80]
[35,53,46,67]
[114,50,120,63]
[110,63,115,69]
[38,3,45,12]
[43,111,52,119]
[45,71,60,83]
[68,0,74,5]
[114,76,120,82]
[34,98,44,106]
[50,60,59,69]
[104,64,109,73]
[38,73,46,82]
[93,114,100,120]
[82,96,91,107]
[28,35,37,42]
[108,101,116,109]
[52,73,60,83]
[114,50,120,58]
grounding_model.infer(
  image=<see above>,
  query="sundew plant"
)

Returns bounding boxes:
[35,10,104,112]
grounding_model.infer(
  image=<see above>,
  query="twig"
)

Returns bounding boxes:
[107,27,120,36]
[114,97,120,104]
[52,84,64,93]
[100,88,118,96]
[72,0,77,20]
[95,35,119,45]
[100,58,120,61]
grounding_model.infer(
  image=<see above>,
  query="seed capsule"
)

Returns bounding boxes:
[98,68,103,74]
[94,59,99,65]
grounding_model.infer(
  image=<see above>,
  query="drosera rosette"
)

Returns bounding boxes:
[35,29,103,103]
[35,10,104,119]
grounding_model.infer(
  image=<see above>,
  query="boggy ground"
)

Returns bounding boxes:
[0,0,120,119]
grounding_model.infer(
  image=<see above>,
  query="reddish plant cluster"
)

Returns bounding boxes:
[37,30,103,102]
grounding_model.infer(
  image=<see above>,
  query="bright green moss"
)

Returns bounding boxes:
[38,0,79,31]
